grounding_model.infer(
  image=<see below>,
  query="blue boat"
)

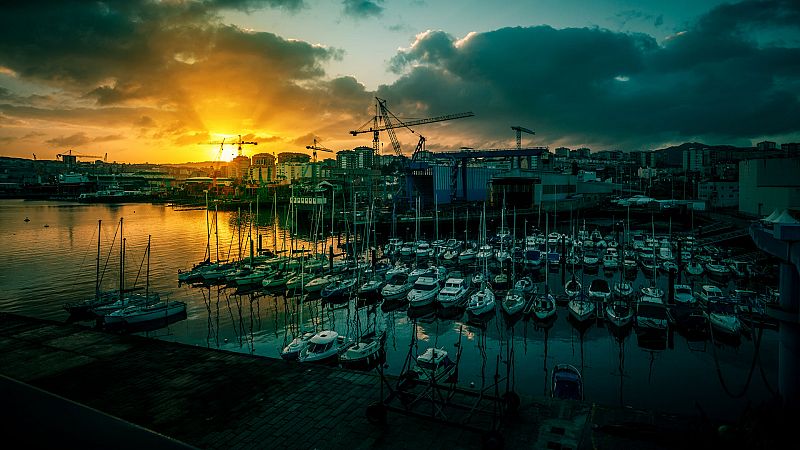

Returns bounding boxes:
[552,364,583,401]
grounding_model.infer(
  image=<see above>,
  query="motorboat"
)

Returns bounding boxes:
[706,260,731,278]
[661,261,679,273]
[458,246,477,264]
[582,251,600,269]
[297,330,349,363]
[551,364,583,401]
[280,331,316,361]
[437,277,470,308]
[407,276,441,307]
[415,241,432,259]
[524,248,542,269]
[673,284,696,306]
[358,277,386,298]
[696,284,725,306]
[634,297,671,334]
[707,299,742,338]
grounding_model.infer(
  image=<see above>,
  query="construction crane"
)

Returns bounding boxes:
[229,134,258,158]
[305,138,334,162]
[56,149,107,161]
[349,97,474,160]
[511,126,535,150]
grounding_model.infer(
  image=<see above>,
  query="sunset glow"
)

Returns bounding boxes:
[1,1,799,163]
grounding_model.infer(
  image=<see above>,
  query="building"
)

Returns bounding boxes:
[555,147,570,158]
[739,157,800,216]
[575,148,591,158]
[698,181,739,208]
[781,143,800,156]
[682,147,706,173]
[230,156,250,180]
[757,140,777,151]
[276,162,305,184]
[251,152,276,184]
[337,147,374,170]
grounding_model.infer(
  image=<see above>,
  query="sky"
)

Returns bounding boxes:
[1,0,799,163]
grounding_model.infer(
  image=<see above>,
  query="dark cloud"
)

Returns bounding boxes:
[45,133,92,148]
[382,1,800,150]
[204,0,305,12]
[342,0,384,18]
[135,115,155,127]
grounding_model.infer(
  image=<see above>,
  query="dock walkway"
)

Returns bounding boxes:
[1,313,716,449]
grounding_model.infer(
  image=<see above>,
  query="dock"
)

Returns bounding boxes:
[0,313,745,449]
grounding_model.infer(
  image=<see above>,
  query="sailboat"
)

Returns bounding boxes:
[339,308,387,370]
[64,219,129,317]
[466,203,496,316]
[531,214,556,322]
[104,236,187,327]
[612,221,634,299]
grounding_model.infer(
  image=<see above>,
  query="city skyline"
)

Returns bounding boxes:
[1,0,799,163]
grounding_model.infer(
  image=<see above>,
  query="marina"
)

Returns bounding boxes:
[0,200,783,431]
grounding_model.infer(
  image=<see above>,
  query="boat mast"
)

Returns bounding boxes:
[215,202,220,263]
[205,191,211,262]
[119,217,124,302]
[95,219,101,301]
[145,235,151,300]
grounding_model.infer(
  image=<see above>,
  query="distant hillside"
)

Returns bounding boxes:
[652,142,753,166]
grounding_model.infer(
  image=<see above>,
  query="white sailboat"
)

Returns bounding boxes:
[467,203,495,316]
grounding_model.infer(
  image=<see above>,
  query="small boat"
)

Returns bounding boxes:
[706,260,731,278]
[437,277,470,308]
[405,347,457,385]
[707,299,742,337]
[385,262,409,279]
[407,276,440,307]
[686,260,704,276]
[552,364,583,401]
[514,276,534,295]
[104,299,187,326]
[530,291,557,322]
[339,330,386,370]
[358,277,386,298]
[297,330,349,363]
[564,278,582,299]
[281,331,316,361]
[381,274,413,301]
[612,281,634,299]
[673,284,696,306]
[304,274,340,293]
[634,297,671,333]
[728,260,750,278]
[696,284,725,306]
[602,249,619,271]
[605,300,633,328]
[588,279,611,303]
[568,296,596,323]
[501,288,526,316]
[640,285,664,300]
[492,272,509,290]
[458,246,477,264]
[661,261,679,273]
[320,277,356,302]
[466,284,496,316]
[583,252,600,269]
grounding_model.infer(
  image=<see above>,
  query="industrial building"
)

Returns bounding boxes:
[739,157,800,216]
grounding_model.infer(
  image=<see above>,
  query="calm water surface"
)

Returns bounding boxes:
[0,200,780,422]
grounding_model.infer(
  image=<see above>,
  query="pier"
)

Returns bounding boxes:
[0,313,774,449]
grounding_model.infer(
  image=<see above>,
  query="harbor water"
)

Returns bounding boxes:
[0,200,780,422]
